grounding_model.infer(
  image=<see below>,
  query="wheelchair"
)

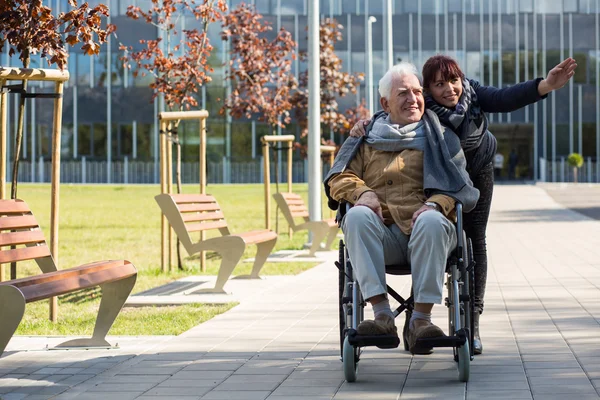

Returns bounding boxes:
[335,203,475,383]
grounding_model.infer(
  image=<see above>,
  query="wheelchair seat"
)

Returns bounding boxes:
[384,264,411,275]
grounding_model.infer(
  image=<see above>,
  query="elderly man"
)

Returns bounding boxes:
[324,62,479,354]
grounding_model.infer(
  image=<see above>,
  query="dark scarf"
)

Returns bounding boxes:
[425,79,487,151]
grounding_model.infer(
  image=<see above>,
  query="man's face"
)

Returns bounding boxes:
[380,74,424,125]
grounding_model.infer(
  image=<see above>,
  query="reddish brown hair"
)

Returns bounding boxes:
[422,55,465,90]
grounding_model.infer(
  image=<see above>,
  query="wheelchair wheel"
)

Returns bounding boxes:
[466,237,475,357]
[338,241,347,358]
[448,233,471,382]
[342,336,359,382]
[459,232,475,358]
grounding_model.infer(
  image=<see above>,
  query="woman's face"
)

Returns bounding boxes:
[428,71,463,108]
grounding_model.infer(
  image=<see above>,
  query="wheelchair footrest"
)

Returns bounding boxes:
[416,335,466,348]
[346,329,400,349]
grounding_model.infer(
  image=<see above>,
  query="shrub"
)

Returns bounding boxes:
[567,153,584,168]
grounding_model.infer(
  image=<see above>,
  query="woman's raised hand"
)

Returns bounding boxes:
[538,57,577,95]
[349,119,370,137]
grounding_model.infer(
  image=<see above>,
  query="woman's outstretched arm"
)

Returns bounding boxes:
[475,57,577,113]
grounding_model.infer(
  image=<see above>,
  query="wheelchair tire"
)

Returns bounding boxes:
[457,340,470,382]
[338,241,346,359]
[466,237,475,357]
[343,336,358,382]
[460,232,475,358]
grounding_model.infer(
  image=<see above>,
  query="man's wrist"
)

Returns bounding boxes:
[424,201,441,212]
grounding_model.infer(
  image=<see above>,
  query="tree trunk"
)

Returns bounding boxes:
[174,119,183,270]
[272,126,280,234]
[573,167,578,183]
[10,54,30,280]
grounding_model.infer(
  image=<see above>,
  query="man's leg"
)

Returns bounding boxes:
[407,210,457,353]
[342,206,409,335]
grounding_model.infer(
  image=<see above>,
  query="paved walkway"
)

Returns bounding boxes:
[1,184,600,399]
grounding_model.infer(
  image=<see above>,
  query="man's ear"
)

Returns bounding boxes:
[380,97,390,112]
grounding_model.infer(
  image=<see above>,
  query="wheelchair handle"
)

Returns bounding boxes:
[455,202,464,254]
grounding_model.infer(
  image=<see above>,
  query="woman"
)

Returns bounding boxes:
[350,55,577,354]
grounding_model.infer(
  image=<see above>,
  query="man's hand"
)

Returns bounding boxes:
[538,57,577,96]
[349,119,370,138]
[411,204,438,228]
[355,191,384,222]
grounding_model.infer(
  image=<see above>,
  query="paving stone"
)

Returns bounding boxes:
[200,391,270,400]
[466,391,533,400]
[143,386,211,396]
[86,382,158,392]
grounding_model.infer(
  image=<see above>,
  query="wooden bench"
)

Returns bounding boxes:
[272,192,338,256]
[155,193,277,293]
[0,199,137,355]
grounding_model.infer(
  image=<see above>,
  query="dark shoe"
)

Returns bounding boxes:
[473,312,483,355]
[356,314,397,336]
[408,319,445,355]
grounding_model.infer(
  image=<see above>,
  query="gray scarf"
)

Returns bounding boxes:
[324,109,480,214]
[366,116,427,152]
[425,79,487,150]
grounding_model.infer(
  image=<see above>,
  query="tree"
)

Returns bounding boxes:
[121,0,227,111]
[294,99,371,159]
[121,0,227,270]
[341,100,371,137]
[567,152,584,183]
[220,3,298,136]
[0,0,115,199]
[292,18,364,156]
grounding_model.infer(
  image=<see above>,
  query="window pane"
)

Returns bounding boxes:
[276,0,305,14]
[563,0,578,13]
[519,0,534,12]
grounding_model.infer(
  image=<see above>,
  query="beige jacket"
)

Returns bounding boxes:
[328,145,456,235]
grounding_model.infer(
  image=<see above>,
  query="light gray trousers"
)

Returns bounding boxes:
[341,206,457,304]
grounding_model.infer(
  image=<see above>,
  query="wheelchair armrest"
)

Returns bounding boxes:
[334,201,353,227]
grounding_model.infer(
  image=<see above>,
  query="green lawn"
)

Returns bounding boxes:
[11,183,335,336]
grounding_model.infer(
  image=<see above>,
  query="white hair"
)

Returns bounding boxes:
[378,62,422,99]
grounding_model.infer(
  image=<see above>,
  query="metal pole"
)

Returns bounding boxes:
[200,116,207,272]
[308,0,322,226]
[569,13,574,154]
[367,16,377,115]
[0,80,5,282]
[597,0,599,181]
[386,0,393,70]
[107,1,112,184]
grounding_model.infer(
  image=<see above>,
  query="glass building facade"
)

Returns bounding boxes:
[3,0,600,183]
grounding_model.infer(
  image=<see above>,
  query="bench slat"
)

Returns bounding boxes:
[0,200,31,214]
[14,262,137,303]
[285,200,305,206]
[0,260,130,288]
[0,245,51,264]
[0,231,46,247]
[288,204,309,218]
[181,211,225,223]
[172,194,217,204]
[178,203,221,213]
[186,220,228,232]
[0,216,40,231]
[281,193,303,200]
[236,230,277,244]
[288,204,308,212]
